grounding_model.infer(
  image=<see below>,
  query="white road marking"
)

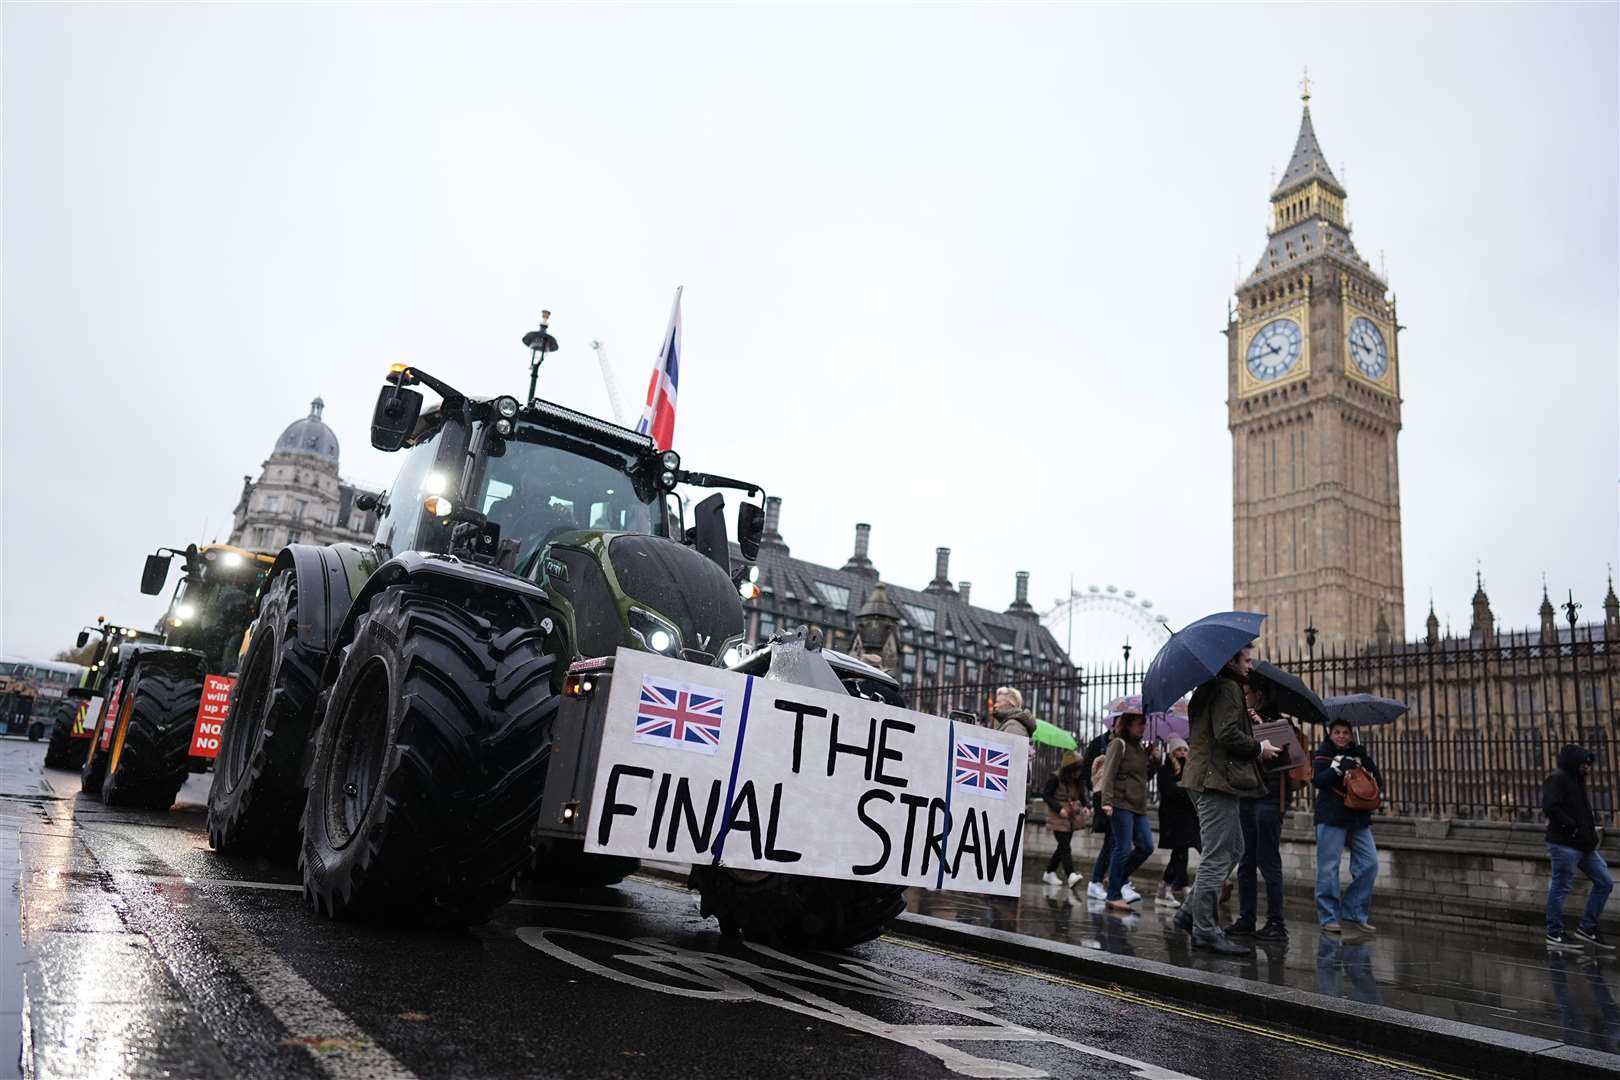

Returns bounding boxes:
[141,873,303,892]
[520,927,1200,1080]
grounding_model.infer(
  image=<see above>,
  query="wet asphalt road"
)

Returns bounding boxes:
[2,737,1450,1080]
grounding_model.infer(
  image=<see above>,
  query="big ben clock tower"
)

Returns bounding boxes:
[1228,81,1406,653]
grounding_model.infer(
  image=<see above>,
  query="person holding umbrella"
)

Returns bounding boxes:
[1180,644,1280,953]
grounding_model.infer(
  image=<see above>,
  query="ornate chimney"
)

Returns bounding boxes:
[925,547,956,595]
[842,523,877,579]
[760,495,787,553]
[1006,571,1035,618]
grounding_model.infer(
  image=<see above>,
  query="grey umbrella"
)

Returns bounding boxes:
[1322,693,1409,728]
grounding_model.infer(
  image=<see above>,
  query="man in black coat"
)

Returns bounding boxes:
[1543,744,1614,950]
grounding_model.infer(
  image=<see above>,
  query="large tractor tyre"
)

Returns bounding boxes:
[102,667,203,810]
[691,868,906,950]
[208,572,325,856]
[301,587,558,927]
[27,720,45,742]
[529,836,640,890]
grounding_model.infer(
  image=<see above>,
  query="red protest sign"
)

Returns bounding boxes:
[100,680,124,750]
[189,674,235,758]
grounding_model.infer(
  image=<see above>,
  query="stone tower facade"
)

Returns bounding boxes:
[1228,87,1405,654]
[228,397,381,554]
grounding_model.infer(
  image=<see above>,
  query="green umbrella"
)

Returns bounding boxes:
[1032,718,1078,751]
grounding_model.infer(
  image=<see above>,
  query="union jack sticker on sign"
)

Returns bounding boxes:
[953,739,1010,799]
[633,677,725,754]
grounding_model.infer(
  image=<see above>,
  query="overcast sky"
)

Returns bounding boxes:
[3,3,1616,662]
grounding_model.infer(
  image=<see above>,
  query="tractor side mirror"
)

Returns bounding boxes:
[691,493,729,572]
[371,385,423,451]
[76,631,90,649]
[736,501,764,563]
[141,553,172,595]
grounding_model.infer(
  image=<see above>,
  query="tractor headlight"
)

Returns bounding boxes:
[424,495,453,518]
[494,418,513,436]
[721,643,751,668]
[660,470,677,490]
[627,607,680,655]
[661,450,679,471]
[747,564,761,583]
[495,396,519,419]
[738,581,761,601]
[424,472,449,495]
[222,552,244,568]
[175,603,197,620]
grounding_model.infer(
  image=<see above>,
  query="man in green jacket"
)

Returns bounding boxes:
[1176,644,1280,955]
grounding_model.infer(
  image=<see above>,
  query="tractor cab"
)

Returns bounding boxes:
[368,361,767,668]
[141,544,276,673]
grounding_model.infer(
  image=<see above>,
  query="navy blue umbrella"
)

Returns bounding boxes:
[1251,660,1329,726]
[1141,611,1266,715]
[1322,693,1408,728]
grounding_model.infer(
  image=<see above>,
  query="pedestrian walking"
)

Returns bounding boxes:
[1178,644,1280,954]
[1312,718,1383,934]
[1040,751,1089,887]
[1082,722,1129,901]
[1155,736,1200,908]
[1099,710,1159,911]
[1542,744,1614,951]
[1231,685,1292,942]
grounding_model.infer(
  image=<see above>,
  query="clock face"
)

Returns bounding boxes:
[1348,317,1388,379]
[1246,318,1303,381]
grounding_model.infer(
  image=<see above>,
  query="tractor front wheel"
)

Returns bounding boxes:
[208,572,324,857]
[301,587,558,926]
[101,666,202,810]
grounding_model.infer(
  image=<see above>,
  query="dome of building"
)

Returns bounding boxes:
[275,397,340,462]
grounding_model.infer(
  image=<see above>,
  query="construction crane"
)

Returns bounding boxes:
[589,339,629,426]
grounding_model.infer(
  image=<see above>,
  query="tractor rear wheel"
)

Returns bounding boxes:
[690,868,905,950]
[301,587,558,926]
[27,721,45,742]
[101,665,202,810]
[208,572,324,856]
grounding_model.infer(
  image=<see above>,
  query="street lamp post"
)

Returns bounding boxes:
[1122,638,1132,668]
[1565,590,1583,739]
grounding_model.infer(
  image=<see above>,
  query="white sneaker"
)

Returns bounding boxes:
[1066,872,1084,889]
[1155,893,1181,908]
[1041,871,1062,885]
[1121,883,1142,903]
[1086,882,1107,900]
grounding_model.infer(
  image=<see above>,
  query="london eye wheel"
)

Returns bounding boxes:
[1042,584,1171,668]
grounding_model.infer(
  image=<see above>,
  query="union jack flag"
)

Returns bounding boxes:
[635,287,682,451]
[633,676,723,754]
[953,739,1010,798]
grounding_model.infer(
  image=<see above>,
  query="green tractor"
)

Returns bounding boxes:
[45,620,163,769]
[208,327,907,943]
[78,544,275,808]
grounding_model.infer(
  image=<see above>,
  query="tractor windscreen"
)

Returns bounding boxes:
[166,570,266,673]
[480,432,658,572]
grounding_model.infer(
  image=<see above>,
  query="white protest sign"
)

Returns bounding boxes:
[582,648,1028,896]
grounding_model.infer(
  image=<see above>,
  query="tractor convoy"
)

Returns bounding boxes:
[43,324,927,948]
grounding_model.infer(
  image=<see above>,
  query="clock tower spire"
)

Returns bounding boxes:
[1227,84,1406,655]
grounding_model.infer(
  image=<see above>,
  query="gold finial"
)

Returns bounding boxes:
[1300,68,1312,104]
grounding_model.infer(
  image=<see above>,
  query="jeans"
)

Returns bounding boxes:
[1239,796,1285,924]
[1190,790,1243,933]
[1045,831,1075,878]
[1546,843,1614,936]
[1106,809,1155,900]
[1315,824,1378,925]
[1090,830,1114,884]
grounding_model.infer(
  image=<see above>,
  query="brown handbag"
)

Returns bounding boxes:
[1341,766,1382,812]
